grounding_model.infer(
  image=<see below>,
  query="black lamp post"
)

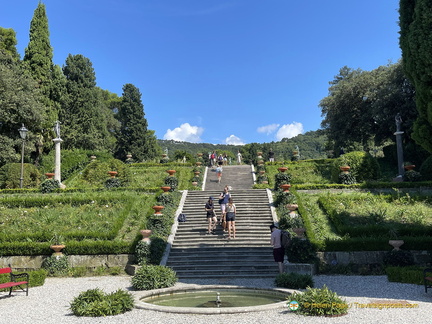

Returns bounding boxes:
[18,124,28,188]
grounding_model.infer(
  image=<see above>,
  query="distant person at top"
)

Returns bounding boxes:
[237,150,242,164]
[269,149,275,162]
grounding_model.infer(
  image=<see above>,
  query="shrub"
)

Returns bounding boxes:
[338,172,356,185]
[149,237,168,265]
[383,250,415,267]
[40,179,60,193]
[286,238,317,263]
[385,266,425,285]
[403,170,422,182]
[157,192,174,206]
[420,155,432,180]
[274,172,292,191]
[42,255,69,276]
[131,265,177,290]
[70,288,134,317]
[275,272,314,289]
[164,176,178,191]
[0,163,41,189]
[105,178,121,189]
[81,159,131,187]
[288,285,348,316]
[135,240,151,265]
[332,151,380,182]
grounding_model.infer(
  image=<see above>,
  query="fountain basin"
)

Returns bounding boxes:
[135,285,295,314]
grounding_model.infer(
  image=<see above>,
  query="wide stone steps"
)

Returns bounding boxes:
[165,185,279,278]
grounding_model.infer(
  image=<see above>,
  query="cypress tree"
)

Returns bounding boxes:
[115,83,159,161]
[399,0,432,153]
[61,54,112,151]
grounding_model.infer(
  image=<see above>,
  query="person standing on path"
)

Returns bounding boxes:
[218,186,230,231]
[205,197,217,235]
[216,162,223,183]
[237,150,242,164]
[225,197,236,239]
[270,224,284,274]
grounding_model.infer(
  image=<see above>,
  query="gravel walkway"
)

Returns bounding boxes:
[0,275,431,324]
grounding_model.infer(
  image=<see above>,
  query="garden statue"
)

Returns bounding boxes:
[54,120,61,139]
[395,113,402,132]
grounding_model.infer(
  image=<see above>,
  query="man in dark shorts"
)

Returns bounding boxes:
[270,224,284,274]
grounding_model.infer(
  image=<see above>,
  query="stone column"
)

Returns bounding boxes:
[53,137,64,187]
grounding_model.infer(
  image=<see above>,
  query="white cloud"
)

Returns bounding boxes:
[163,123,204,143]
[224,135,245,145]
[275,122,304,141]
[257,123,280,135]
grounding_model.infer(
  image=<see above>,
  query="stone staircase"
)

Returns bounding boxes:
[165,165,279,278]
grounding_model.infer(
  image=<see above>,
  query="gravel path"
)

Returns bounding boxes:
[1,275,431,324]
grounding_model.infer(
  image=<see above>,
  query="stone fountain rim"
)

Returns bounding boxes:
[134,284,298,314]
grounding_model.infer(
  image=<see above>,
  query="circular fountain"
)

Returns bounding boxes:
[135,285,295,314]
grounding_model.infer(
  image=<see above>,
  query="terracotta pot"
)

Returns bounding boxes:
[404,165,415,171]
[286,204,298,211]
[192,181,198,186]
[140,229,152,242]
[90,155,96,161]
[389,240,404,251]
[278,167,288,173]
[45,173,55,179]
[152,205,164,214]
[166,169,176,176]
[50,244,65,256]
[107,171,118,178]
[262,181,268,184]
[340,166,350,173]
[194,171,201,176]
[293,228,306,238]
[280,184,291,192]
[126,154,132,159]
[195,162,202,166]
[161,186,171,192]
[257,152,263,157]
[293,151,299,155]
[197,153,203,157]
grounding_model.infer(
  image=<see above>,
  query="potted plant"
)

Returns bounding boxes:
[388,228,404,250]
[50,234,66,256]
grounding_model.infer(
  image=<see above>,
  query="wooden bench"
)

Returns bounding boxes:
[0,266,29,296]
[423,268,432,293]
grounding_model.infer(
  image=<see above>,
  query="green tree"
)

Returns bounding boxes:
[0,27,20,60]
[22,2,65,164]
[0,51,46,167]
[320,62,418,153]
[115,83,159,161]
[61,54,112,151]
[399,0,432,153]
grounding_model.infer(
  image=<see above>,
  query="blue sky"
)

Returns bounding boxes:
[1,0,402,145]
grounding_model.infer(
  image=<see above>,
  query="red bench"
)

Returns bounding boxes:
[0,266,29,296]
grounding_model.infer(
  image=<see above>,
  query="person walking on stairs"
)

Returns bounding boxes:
[226,197,236,239]
[205,197,217,235]
[270,224,284,274]
[216,162,223,183]
[218,186,230,231]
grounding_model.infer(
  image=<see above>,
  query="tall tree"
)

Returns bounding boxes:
[23,2,63,164]
[115,83,159,161]
[61,54,112,151]
[399,0,432,153]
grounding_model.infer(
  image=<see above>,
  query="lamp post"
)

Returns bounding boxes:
[18,124,28,188]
